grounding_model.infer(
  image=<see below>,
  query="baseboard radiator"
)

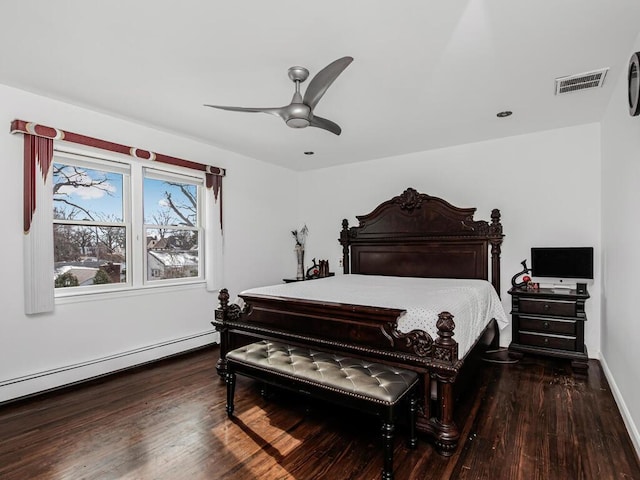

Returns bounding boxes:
[0,330,219,404]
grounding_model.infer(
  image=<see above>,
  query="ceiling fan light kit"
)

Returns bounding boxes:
[205,56,353,135]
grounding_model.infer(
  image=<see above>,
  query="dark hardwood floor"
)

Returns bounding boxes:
[1,346,638,480]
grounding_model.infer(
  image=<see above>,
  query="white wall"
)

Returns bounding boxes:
[0,84,296,402]
[600,34,640,454]
[297,124,602,353]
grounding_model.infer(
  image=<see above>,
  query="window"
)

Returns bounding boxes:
[53,156,128,290]
[52,151,204,293]
[143,170,202,282]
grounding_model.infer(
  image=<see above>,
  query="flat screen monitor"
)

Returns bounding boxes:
[530,247,594,280]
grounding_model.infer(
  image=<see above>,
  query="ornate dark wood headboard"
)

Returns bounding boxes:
[339,188,504,295]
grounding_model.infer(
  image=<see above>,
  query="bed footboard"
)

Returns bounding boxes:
[213,288,468,456]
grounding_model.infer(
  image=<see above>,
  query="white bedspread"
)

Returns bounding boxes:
[239,275,508,357]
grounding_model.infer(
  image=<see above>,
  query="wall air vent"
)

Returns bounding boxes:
[555,68,609,95]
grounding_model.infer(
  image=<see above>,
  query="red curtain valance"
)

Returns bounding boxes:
[11,118,225,232]
[10,119,225,178]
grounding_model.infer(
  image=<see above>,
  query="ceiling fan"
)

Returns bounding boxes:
[204,56,353,136]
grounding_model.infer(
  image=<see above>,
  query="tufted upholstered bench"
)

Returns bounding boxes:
[225,340,419,480]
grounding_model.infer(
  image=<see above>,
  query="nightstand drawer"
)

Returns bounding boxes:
[519,332,576,351]
[519,298,576,317]
[519,316,577,336]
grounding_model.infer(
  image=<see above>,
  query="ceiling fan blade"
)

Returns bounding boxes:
[303,56,353,110]
[309,115,342,136]
[204,105,285,119]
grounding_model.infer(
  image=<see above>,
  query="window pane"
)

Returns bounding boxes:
[54,224,127,288]
[53,163,124,222]
[144,177,198,226]
[146,228,199,280]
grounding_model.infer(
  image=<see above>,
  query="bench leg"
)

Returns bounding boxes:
[408,392,418,449]
[381,412,395,480]
[225,371,236,417]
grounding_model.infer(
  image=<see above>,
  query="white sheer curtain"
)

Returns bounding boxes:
[205,172,224,292]
[23,134,55,314]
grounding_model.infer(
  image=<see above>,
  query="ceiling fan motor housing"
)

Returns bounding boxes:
[284,103,311,128]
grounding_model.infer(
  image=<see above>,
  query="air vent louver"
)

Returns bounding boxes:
[555,68,609,95]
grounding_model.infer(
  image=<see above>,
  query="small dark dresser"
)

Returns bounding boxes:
[508,287,589,373]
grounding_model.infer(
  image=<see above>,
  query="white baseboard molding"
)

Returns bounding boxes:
[0,330,219,404]
[600,354,640,459]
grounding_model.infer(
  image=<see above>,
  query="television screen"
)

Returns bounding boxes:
[531,247,594,280]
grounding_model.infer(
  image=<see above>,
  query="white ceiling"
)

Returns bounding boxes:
[1,1,639,171]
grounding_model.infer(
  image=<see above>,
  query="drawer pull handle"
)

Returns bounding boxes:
[543,321,550,329]
[543,338,550,344]
[543,304,550,310]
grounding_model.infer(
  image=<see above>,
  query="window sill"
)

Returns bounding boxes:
[54,281,208,305]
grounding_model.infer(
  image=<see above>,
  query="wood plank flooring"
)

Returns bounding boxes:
[0,346,638,480]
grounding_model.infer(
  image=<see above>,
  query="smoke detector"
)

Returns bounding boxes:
[555,68,609,95]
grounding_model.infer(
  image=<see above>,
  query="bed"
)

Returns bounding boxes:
[212,187,506,455]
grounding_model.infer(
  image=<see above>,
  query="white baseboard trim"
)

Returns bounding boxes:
[600,354,640,458]
[0,330,219,404]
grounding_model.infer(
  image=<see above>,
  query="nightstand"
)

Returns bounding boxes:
[508,287,589,373]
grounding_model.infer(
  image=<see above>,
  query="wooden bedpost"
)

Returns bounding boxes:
[429,370,460,456]
[213,288,231,379]
[433,312,458,363]
[430,312,460,456]
[489,208,504,298]
[339,219,350,274]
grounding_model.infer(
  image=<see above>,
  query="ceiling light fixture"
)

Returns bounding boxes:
[496,111,512,118]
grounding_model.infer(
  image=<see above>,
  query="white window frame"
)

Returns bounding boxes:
[53,146,208,299]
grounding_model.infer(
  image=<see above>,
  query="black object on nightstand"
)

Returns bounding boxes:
[508,286,589,374]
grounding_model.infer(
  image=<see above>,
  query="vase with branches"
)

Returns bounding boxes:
[291,225,308,280]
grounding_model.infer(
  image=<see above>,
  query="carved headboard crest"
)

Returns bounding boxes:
[396,187,423,212]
